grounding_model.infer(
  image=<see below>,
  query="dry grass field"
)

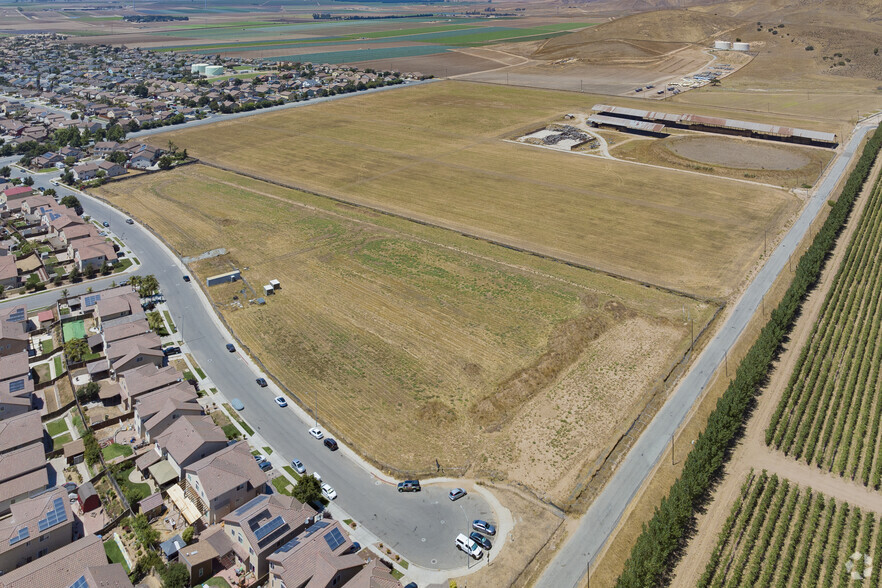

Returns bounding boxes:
[93,164,713,500]
[152,81,799,299]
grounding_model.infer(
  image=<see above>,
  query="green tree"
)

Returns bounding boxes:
[131,274,159,297]
[181,526,194,544]
[0,285,4,299]
[147,311,165,333]
[108,150,128,165]
[83,432,100,467]
[131,513,159,546]
[292,474,323,504]
[64,337,89,363]
[160,563,189,588]
[100,260,111,275]
[77,381,101,403]
[129,550,163,582]
[44,188,56,197]
[22,176,34,186]
[25,272,41,291]
[157,155,173,170]
[0,165,9,177]
[69,266,81,283]
[60,195,82,214]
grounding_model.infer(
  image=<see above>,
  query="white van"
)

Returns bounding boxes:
[455,533,483,560]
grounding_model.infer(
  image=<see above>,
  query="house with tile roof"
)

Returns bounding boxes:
[105,331,163,376]
[182,441,267,524]
[152,414,227,478]
[119,364,183,410]
[0,443,48,516]
[134,381,201,442]
[0,534,132,588]
[266,519,368,588]
[0,488,73,572]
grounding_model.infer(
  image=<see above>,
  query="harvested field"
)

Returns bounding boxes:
[151,81,798,299]
[92,164,712,500]
[609,134,834,188]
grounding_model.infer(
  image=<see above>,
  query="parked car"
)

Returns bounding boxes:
[231,398,244,411]
[312,472,322,482]
[454,533,483,560]
[321,483,337,500]
[182,275,191,282]
[350,542,361,554]
[61,482,77,493]
[162,346,180,356]
[404,584,418,588]
[291,459,306,474]
[448,488,467,501]
[254,454,263,461]
[256,378,268,387]
[258,460,272,471]
[126,218,134,224]
[308,427,323,440]
[274,396,287,407]
[472,520,496,536]
[397,480,421,493]
[225,343,235,352]
[324,438,338,451]
[102,221,110,227]
[469,531,492,550]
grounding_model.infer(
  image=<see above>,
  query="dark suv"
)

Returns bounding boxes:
[324,438,339,451]
[397,480,421,493]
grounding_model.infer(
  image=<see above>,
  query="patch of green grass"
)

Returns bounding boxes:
[41,338,55,355]
[103,539,130,573]
[182,370,195,381]
[204,576,232,588]
[46,418,69,437]
[162,310,177,333]
[113,258,133,273]
[251,449,261,456]
[209,388,218,395]
[271,476,294,496]
[343,518,353,526]
[195,366,206,380]
[283,465,302,482]
[82,351,102,362]
[72,413,87,437]
[391,569,404,580]
[399,558,409,569]
[223,403,255,436]
[102,443,133,461]
[262,446,273,455]
[115,466,151,504]
[53,432,72,451]
[53,355,63,376]
[59,307,70,316]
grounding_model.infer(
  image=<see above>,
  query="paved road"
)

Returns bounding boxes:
[534,121,879,588]
[0,165,493,571]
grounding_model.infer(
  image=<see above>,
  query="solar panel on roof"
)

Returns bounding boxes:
[254,515,286,543]
[234,494,267,516]
[8,527,29,546]
[323,528,345,551]
[37,497,67,532]
[83,294,101,307]
[6,308,24,322]
[8,379,25,393]
[304,520,329,537]
[275,538,300,554]
[68,575,88,588]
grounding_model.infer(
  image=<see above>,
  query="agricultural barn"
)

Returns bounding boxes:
[587,114,668,137]
[591,105,837,148]
[206,270,240,287]
[77,482,101,513]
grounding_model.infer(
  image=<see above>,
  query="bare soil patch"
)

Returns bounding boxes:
[667,135,812,170]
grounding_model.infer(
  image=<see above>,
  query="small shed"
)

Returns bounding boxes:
[139,492,164,518]
[77,481,101,513]
[263,285,274,296]
[206,270,240,287]
[63,438,85,465]
[160,533,184,561]
[269,279,280,290]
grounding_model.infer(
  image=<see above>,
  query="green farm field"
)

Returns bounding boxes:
[699,470,882,587]
[153,81,800,299]
[93,164,713,498]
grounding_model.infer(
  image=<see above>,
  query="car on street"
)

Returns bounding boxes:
[126,218,134,224]
[102,221,109,227]
[397,480,421,493]
[472,520,496,536]
[324,438,338,451]
[256,378,268,387]
[226,343,236,352]
[162,346,180,356]
[254,454,263,461]
[321,483,337,500]
[312,472,322,482]
[309,427,323,440]
[258,460,272,471]
[291,459,306,474]
[231,398,245,411]
[274,396,287,407]
[469,531,492,551]
[182,275,191,282]
[448,488,467,501]
[454,533,483,560]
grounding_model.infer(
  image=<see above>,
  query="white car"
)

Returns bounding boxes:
[321,483,337,501]
[455,533,483,560]
[274,396,288,408]
[291,459,306,475]
[312,472,322,482]
[308,427,323,440]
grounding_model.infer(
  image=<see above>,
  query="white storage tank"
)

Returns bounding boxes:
[733,42,750,52]
[714,40,732,50]
[204,65,224,77]
[191,63,209,74]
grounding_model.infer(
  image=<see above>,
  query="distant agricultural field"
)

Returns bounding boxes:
[93,164,711,498]
[152,81,798,299]
[699,471,882,587]
[767,172,882,487]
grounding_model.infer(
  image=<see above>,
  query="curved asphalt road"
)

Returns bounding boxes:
[0,163,493,571]
[535,121,880,588]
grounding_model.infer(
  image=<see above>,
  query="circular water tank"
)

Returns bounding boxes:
[733,42,750,51]
[714,40,732,50]
[204,65,224,77]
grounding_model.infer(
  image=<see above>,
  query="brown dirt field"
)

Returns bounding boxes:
[451,485,564,588]
[609,133,834,188]
[354,50,504,77]
[150,81,798,300]
[92,164,709,500]
[670,151,882,587]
